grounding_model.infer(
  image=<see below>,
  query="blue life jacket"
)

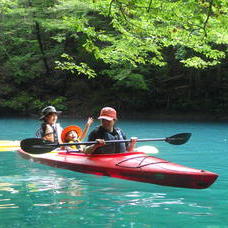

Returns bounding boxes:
[88,126,128,154]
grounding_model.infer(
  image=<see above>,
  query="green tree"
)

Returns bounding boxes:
[55,0,227,70]
[0,0,228,116]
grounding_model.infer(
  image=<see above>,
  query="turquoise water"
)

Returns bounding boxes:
[0,117,227,227]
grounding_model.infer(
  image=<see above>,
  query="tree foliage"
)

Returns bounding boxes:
[55,0,227,69]
[0,0,228,117]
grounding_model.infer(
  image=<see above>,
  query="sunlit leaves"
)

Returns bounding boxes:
[181,56,219,68]
[2,0,228,77]
[49,0,227,71]
[88,0,228,68]
[0,0,17,14]
[55,53,96,78]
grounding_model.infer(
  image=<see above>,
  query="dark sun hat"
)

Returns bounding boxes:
[39,106,62,120]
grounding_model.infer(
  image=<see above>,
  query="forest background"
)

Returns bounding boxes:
[0,0,227,120]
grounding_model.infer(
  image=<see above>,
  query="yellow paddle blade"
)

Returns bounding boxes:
[0,140,20,152]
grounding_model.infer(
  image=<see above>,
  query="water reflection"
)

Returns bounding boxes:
[0,164,216,212]
[0,182,19,194]
[0,197,19,209]
[0,163,220,227]
[0,183,19,209]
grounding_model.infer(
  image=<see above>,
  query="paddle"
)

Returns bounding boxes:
[20,133,191,154]
[0,140,20,152]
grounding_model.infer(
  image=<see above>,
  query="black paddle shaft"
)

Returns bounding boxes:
[20,133,191,154]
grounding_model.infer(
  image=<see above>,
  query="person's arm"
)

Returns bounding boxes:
[119,129,137,152]
[84,139,105,154]
[79,117,94,141]
[127,137,138,152]
[83,128,104,154]
[118,129,130,150]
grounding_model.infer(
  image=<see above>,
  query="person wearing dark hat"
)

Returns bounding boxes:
[36,106,63,143]
[85,107,137,154]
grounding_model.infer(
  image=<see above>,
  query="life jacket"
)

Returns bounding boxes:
[88,126,127,154]
[65,140,81,150]
[36,123,62,143]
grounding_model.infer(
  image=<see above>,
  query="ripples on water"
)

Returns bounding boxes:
[0,118,227,227]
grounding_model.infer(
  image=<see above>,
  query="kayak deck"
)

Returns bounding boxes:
[17,149,218,189]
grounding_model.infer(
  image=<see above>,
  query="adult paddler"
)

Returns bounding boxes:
[85,107,137,154]
[36,106,63,143]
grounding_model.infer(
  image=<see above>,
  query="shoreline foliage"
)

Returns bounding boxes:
[0,0,227,118]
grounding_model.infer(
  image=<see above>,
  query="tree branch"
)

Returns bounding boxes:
[108,0,116,17]
[203,0,213,37]
[147,0,153,12]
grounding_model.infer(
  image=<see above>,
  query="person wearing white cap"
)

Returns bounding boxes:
[36,106,63,143]
[85,107,137,154]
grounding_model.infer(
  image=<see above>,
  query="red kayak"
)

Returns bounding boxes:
[17,149,218,189]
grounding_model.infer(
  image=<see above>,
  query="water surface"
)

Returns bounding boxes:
[0,118,226,227]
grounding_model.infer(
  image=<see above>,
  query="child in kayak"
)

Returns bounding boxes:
[61,117,94,151]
